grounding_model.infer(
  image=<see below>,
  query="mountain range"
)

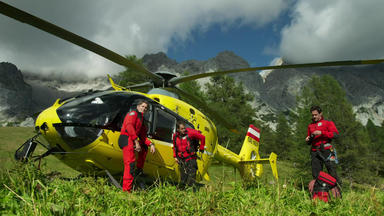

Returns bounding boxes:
[1,51,383,127]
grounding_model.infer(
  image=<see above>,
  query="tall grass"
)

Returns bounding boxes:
[1,127,383,215]
[1,163,383,215]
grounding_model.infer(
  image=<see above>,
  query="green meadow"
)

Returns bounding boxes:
[1,127,383,215]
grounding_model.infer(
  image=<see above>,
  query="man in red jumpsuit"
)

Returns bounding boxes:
[306,105,340,184]
[173,121,205,189]
[119,100,156,192]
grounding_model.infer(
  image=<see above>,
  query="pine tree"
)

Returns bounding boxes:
[204,76,257,153]
[259,123,276,156]
[114,55,151,92]
[178,71,206,104]
[366,119,384,177]
[273,112,294,160]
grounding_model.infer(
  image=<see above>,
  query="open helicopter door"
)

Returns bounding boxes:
[143,105,179,180]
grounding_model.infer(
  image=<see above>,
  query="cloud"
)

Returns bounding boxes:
[279,0,384,63]
[0,0,289,77]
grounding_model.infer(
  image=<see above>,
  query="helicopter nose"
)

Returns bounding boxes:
[35,102,63,133]
[35,110,48,132]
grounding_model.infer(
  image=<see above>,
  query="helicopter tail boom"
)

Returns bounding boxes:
[214,125,278,181]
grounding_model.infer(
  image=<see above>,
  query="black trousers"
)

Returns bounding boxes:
[311,149,341,184]
[178,158,197,187]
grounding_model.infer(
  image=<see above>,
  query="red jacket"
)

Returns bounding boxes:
[307,117,339,151]
[120,110,151,147]
[173,128,205,160]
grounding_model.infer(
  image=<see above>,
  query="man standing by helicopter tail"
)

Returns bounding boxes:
[306,105,342,200]
[306,105,340,183]
[173,121,205,189]
[119,100,156,192]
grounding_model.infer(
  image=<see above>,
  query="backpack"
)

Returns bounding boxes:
[312,171,337,202]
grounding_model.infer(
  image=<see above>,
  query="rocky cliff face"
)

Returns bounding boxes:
[0,62,33,123]
[260,64,384,125]
[0,62,110,126]
[143,51,264,94]
[24,73,110,114]
[1,52,383,126]
[143,51,271,123]
[142,52,384,126]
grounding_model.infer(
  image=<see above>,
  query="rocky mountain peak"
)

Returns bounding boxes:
[212,50,250,70]
[0,62,26,90]
[142,52,178,72]
[0,62,33,123]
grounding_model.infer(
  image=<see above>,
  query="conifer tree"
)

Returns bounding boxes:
[366,119,384,177]
[274,112,294,160]
[204,76,257,153]
[259,123,276,156]
[178,72,206,104]
[114,55,151,92]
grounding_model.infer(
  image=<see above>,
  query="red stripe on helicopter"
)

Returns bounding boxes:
[246,125,260,142]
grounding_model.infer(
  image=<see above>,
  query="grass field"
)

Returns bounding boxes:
[1,127,383,215]
[0,127,79,177]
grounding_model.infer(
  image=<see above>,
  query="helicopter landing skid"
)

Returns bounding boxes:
[105,170,122,189]
[14,133,41,162]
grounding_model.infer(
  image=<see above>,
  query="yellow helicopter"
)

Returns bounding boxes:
[2,1,384,185]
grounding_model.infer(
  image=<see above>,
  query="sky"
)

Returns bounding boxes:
[1,0,384,78]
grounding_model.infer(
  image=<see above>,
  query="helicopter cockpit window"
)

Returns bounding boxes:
[152,107,176,143]
[55,91,143,149]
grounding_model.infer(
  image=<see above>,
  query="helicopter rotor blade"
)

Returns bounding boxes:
[168,58,384,85]
[165,87,238,133]
[0,1,164,84]
[126,82,154,90]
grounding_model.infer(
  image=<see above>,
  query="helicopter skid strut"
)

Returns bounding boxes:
[15,133,41,162]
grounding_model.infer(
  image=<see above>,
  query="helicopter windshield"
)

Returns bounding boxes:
[55,91,151,149]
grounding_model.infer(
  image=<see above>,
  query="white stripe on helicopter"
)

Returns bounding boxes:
[247,127,260,139]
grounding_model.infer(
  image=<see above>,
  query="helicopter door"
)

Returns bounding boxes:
[152,107,176,142]
[147,106,177,167]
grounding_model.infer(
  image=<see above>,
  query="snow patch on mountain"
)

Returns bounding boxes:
[260,57,283,82]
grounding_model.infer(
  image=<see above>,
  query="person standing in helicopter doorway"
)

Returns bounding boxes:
[119,99,156,192]
[173,121,205,190]
[306,105,341,184]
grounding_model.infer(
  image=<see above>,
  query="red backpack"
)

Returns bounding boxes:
[312,171,337,202]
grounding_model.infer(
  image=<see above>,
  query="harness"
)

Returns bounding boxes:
[313,143,339,164]
[173,132,198,160]
[313,143,332,150]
